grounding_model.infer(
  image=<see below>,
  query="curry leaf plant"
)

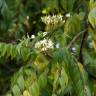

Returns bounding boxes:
[0,0,96,96]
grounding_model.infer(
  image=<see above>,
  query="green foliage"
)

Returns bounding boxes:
[0,0,96,96]
[88,8,96,28]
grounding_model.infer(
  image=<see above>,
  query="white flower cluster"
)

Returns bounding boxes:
[31,35,35,39]
[35,39,53,51]
[43,32,47,36]
[41,14,65,25]
[65,13,71,18]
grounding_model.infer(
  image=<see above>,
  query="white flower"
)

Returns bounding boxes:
[26,16,29,20]
[56,43,60,48]
[72,47,76,51]
[65,13,71,18]
[31,35,35,39]
[41,14,65,25]
[35,39,53,51]
[43,32,48,36]
[71,47,76,53]
[58,14,63,21]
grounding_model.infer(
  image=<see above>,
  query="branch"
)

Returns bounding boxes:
[79,29,88,64]
[67,29,88,49]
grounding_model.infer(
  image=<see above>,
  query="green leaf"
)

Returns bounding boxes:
[0,0,3,8]
[89,0,96,10]
[53,70,59,92]
[78,63,92,96]
[1,0,9,18]
[6,44,11,58]
[84,51,96,78]
[0,43,7,57]
[6,93,12,96]
[53,48,92,96]
[48,0,59,12]
[62,49,92,96]
[60,0,67,11]
[20,47,30,61]
[88,8,96,28]
[64,14,81,45]
[59,67,68,92]
[10,45,17,59]
[17,75,24,91]
[29,82,39,96]
[38,72,47,89]
[52,94,57,96]
[60,0,76,11]
[16,44,22,55]
[67,0,76,11]
[12,85,21,96]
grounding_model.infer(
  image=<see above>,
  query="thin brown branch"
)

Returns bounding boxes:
[67,29,88,49]
[79,28,88,64]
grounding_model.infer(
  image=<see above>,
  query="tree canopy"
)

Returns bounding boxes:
[0,0,96,96]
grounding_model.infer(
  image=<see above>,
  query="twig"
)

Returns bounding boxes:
[79,28,88,64]
[67,29,88,49]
